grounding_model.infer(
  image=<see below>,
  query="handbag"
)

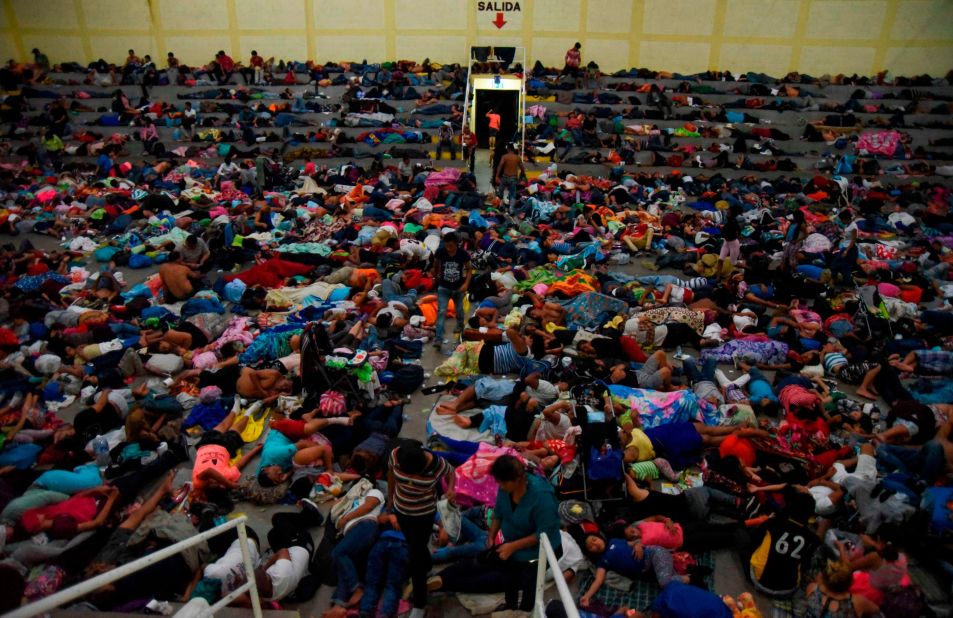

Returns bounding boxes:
[587,447,623,481]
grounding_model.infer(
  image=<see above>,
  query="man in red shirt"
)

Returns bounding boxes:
[214,50,235,85]
[242,50,264,85]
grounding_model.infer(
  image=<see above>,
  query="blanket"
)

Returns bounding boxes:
[575,552,714,612]
[701,337,789,366]
[607,385,718,428]
[559,291,626,329]
[223,257,313,289]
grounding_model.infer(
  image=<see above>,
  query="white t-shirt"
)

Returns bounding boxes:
[204,538,260,595]
[266,545,310,600]
[533,412,572,442]
[400,238,431,261]
[831,453,877,487]
[341,488,384,534]
[809,486,838,516]
[546,530,585,580]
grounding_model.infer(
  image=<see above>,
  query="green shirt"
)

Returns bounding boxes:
[494,474,562,562]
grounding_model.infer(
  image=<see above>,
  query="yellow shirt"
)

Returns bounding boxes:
[627,428,656,462]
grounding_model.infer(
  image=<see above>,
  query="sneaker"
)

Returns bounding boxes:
[299,498,325,527]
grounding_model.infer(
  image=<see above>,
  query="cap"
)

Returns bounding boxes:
[558,500,594,525]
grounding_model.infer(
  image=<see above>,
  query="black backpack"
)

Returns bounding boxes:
[390,364,425,395]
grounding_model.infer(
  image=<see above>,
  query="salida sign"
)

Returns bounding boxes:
[477,1,521,29]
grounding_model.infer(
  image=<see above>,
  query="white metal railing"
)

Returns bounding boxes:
[5,516,262,618]
[533,532,580,618]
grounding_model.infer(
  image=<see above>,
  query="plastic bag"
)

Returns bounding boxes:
[437,498,462,542]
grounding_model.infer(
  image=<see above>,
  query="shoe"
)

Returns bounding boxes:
[299,498,325,527]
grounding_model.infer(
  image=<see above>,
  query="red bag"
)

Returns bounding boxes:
[319,390,347,416]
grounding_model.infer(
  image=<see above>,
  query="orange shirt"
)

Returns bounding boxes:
[192,445,241,494]
[487,113,501,130]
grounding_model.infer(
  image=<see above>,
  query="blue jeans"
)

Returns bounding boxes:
[830,245,858,281]
[357,404,404,437]
[331,519,379,605]
[432,508,488,563]
[876,441,945,482]
[498,175,518,212]
[436,286,465,341]
[381,278,417,307]
[359,536,409,618]
[682,357,716,383]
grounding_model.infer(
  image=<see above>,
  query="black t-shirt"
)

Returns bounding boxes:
[750,517,818,593]
[722,216,740,241]
[624,491,689,521]
[591,336,625,361]
[435,246,470,289]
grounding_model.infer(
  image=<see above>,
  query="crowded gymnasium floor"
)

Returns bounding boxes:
[0,25,952,618]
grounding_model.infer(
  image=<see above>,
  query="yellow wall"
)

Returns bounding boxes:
[1,0,951,76]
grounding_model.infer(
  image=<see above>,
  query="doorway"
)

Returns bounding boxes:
[474,89,519,166]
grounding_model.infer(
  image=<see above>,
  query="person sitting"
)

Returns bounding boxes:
[158,251,202,302]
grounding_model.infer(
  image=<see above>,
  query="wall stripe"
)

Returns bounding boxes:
[873,0,901,72]
[708,0,730,71]
[788,0,814,73]
[2,0,24,63]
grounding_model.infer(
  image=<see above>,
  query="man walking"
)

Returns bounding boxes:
[495,144,525,214]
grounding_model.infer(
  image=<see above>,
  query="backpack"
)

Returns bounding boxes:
[390,364,425,394]
[128,253,153,269]
[329,477,375,524]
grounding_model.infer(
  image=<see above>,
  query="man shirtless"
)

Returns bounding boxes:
[495,144,525,212]
[158,251,202,302]
[236,367,293,402]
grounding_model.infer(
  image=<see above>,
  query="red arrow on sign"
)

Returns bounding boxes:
[492,12,507,29]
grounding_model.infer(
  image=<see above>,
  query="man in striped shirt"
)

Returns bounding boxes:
[385,442,455,618]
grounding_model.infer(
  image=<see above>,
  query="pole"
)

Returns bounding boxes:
[237,520,263,618]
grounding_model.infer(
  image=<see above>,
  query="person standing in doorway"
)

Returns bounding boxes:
[495,144,525,214]
[432,232,471,347]
[386,441,455,618]
[486,108,501,153]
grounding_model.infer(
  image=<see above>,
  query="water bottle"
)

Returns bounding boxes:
[93,436,110,466]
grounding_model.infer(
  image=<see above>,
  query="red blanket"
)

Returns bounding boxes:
[223,258,313,289]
